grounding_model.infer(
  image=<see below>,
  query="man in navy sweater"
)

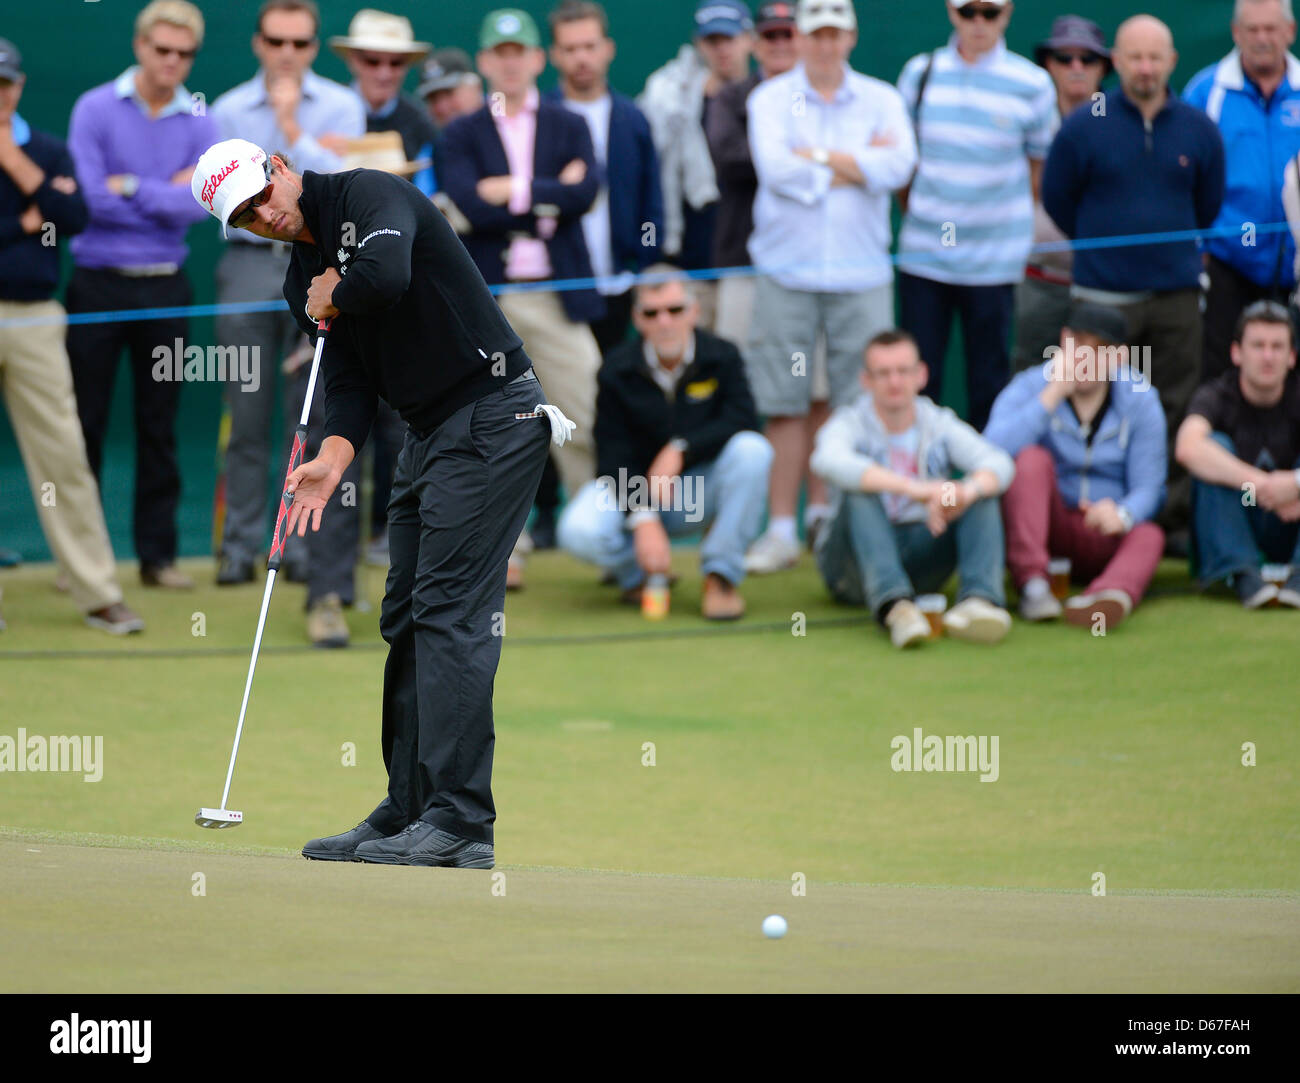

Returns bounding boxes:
[0,39,143,636]
[548,0,664,353]
[439,9,603,590]
[1043,15,1225,542]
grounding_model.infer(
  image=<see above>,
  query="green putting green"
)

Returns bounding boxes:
[0,552,1296,991]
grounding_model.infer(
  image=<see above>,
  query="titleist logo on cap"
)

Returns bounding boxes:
[201,159,240,209]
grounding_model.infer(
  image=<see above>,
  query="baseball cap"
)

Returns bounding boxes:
[1064,302,1129,345]
[480,9,541,50]
[796,0,856,34]
[695,0,754,38]
[756,2,796,32]
[417,48,476,97]
[0,39,24,82]
[192,139,271,239]
[1034,15,1110,67]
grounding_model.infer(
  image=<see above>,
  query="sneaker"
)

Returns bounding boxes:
[884,598,930,649]
[1231,569,1277,609]
[943,597,1012,644]
[1277,570,1300,609]
[306,593,349,648]
[354,820,495,868]
[302,820,389,861]
[0,548,20,568]
[1018,578,1063,622]
[743,531,801,575]
[365,531,390,567]
[1064,588,1134,629]
[140,563,194,589]
[85,601,145,635]
[506,554,525,591]
[701,573,745,620]
[217,553,255,585]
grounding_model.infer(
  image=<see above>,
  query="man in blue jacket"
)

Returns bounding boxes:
[548,0,663,353]
[439,8,603,590]
[1184,0,1300,382]
[1043,16,1224,544]
[985,304,1167,631]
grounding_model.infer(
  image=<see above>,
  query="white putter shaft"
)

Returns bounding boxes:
[196,320,330,830]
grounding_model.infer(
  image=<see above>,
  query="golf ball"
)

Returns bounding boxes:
[762,914,787,939]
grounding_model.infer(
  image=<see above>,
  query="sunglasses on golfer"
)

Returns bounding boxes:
[640,304,687,319]
[1050,50,1103,67]
[227,159,276,230]
[955,3,1004,21]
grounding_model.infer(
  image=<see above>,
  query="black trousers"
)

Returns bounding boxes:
[65,267,190,568]
[898,271,1014,430]
[367,371,551,842]
[1202,255,1289,384]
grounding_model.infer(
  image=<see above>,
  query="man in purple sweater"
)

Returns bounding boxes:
[65,0,218,590]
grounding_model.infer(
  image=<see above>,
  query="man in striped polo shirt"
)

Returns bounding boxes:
[896,0,1057,430]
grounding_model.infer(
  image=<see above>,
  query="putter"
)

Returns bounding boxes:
[196,318,332,830]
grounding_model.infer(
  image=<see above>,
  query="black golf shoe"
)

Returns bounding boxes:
[354,821,494,868]
[302,820,388,861]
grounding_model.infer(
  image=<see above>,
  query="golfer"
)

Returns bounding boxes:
[191,138,571,868]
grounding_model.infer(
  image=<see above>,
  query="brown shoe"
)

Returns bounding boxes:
[141,563,195,589]
[307,593,349,648]
[701,573,745,620]
[85,602,145,635]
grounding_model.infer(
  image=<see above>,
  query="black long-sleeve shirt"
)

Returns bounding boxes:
[284,168,529,452]
[0,128,88,300]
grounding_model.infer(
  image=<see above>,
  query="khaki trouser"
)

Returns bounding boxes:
[498,289,599,494]
[0,299,122,612]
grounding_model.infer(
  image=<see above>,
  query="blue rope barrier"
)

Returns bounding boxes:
[0,220,1291,329]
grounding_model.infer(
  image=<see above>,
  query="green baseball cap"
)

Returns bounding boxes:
[480,9,541,49]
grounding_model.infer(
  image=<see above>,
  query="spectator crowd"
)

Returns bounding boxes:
[2,0,1300,648]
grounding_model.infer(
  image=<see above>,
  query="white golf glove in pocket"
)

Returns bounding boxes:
[532,403,577,448]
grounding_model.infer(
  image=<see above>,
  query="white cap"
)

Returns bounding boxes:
[796,0,857,34]
[192,139,271,238]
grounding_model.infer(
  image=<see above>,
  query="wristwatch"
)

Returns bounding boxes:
[119,174,140,199]
[1116,505,1135,533]
[811,148,830,166]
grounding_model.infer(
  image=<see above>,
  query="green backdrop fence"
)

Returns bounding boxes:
[0,1,1234,562]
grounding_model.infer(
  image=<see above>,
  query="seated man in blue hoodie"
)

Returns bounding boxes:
[985,303,1167,630]
[1175,300,1300,608]
[810,329,1015,649]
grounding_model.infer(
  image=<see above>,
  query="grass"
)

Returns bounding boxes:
[0,550,1297,991]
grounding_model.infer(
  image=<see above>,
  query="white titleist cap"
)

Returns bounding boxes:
[192,139,271,238]
[796,0,857,34]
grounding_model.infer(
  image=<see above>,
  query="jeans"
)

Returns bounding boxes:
[816,491,1006,618]
[1192,432,1300,584]
[1001,445,1164,604]
[557,431,773,589]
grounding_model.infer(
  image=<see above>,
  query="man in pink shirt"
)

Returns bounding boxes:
[438,9,603,590]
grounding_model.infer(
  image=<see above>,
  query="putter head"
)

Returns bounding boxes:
[195,807,243,829]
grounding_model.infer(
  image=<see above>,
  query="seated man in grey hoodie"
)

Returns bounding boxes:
[810,329,1015,648]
